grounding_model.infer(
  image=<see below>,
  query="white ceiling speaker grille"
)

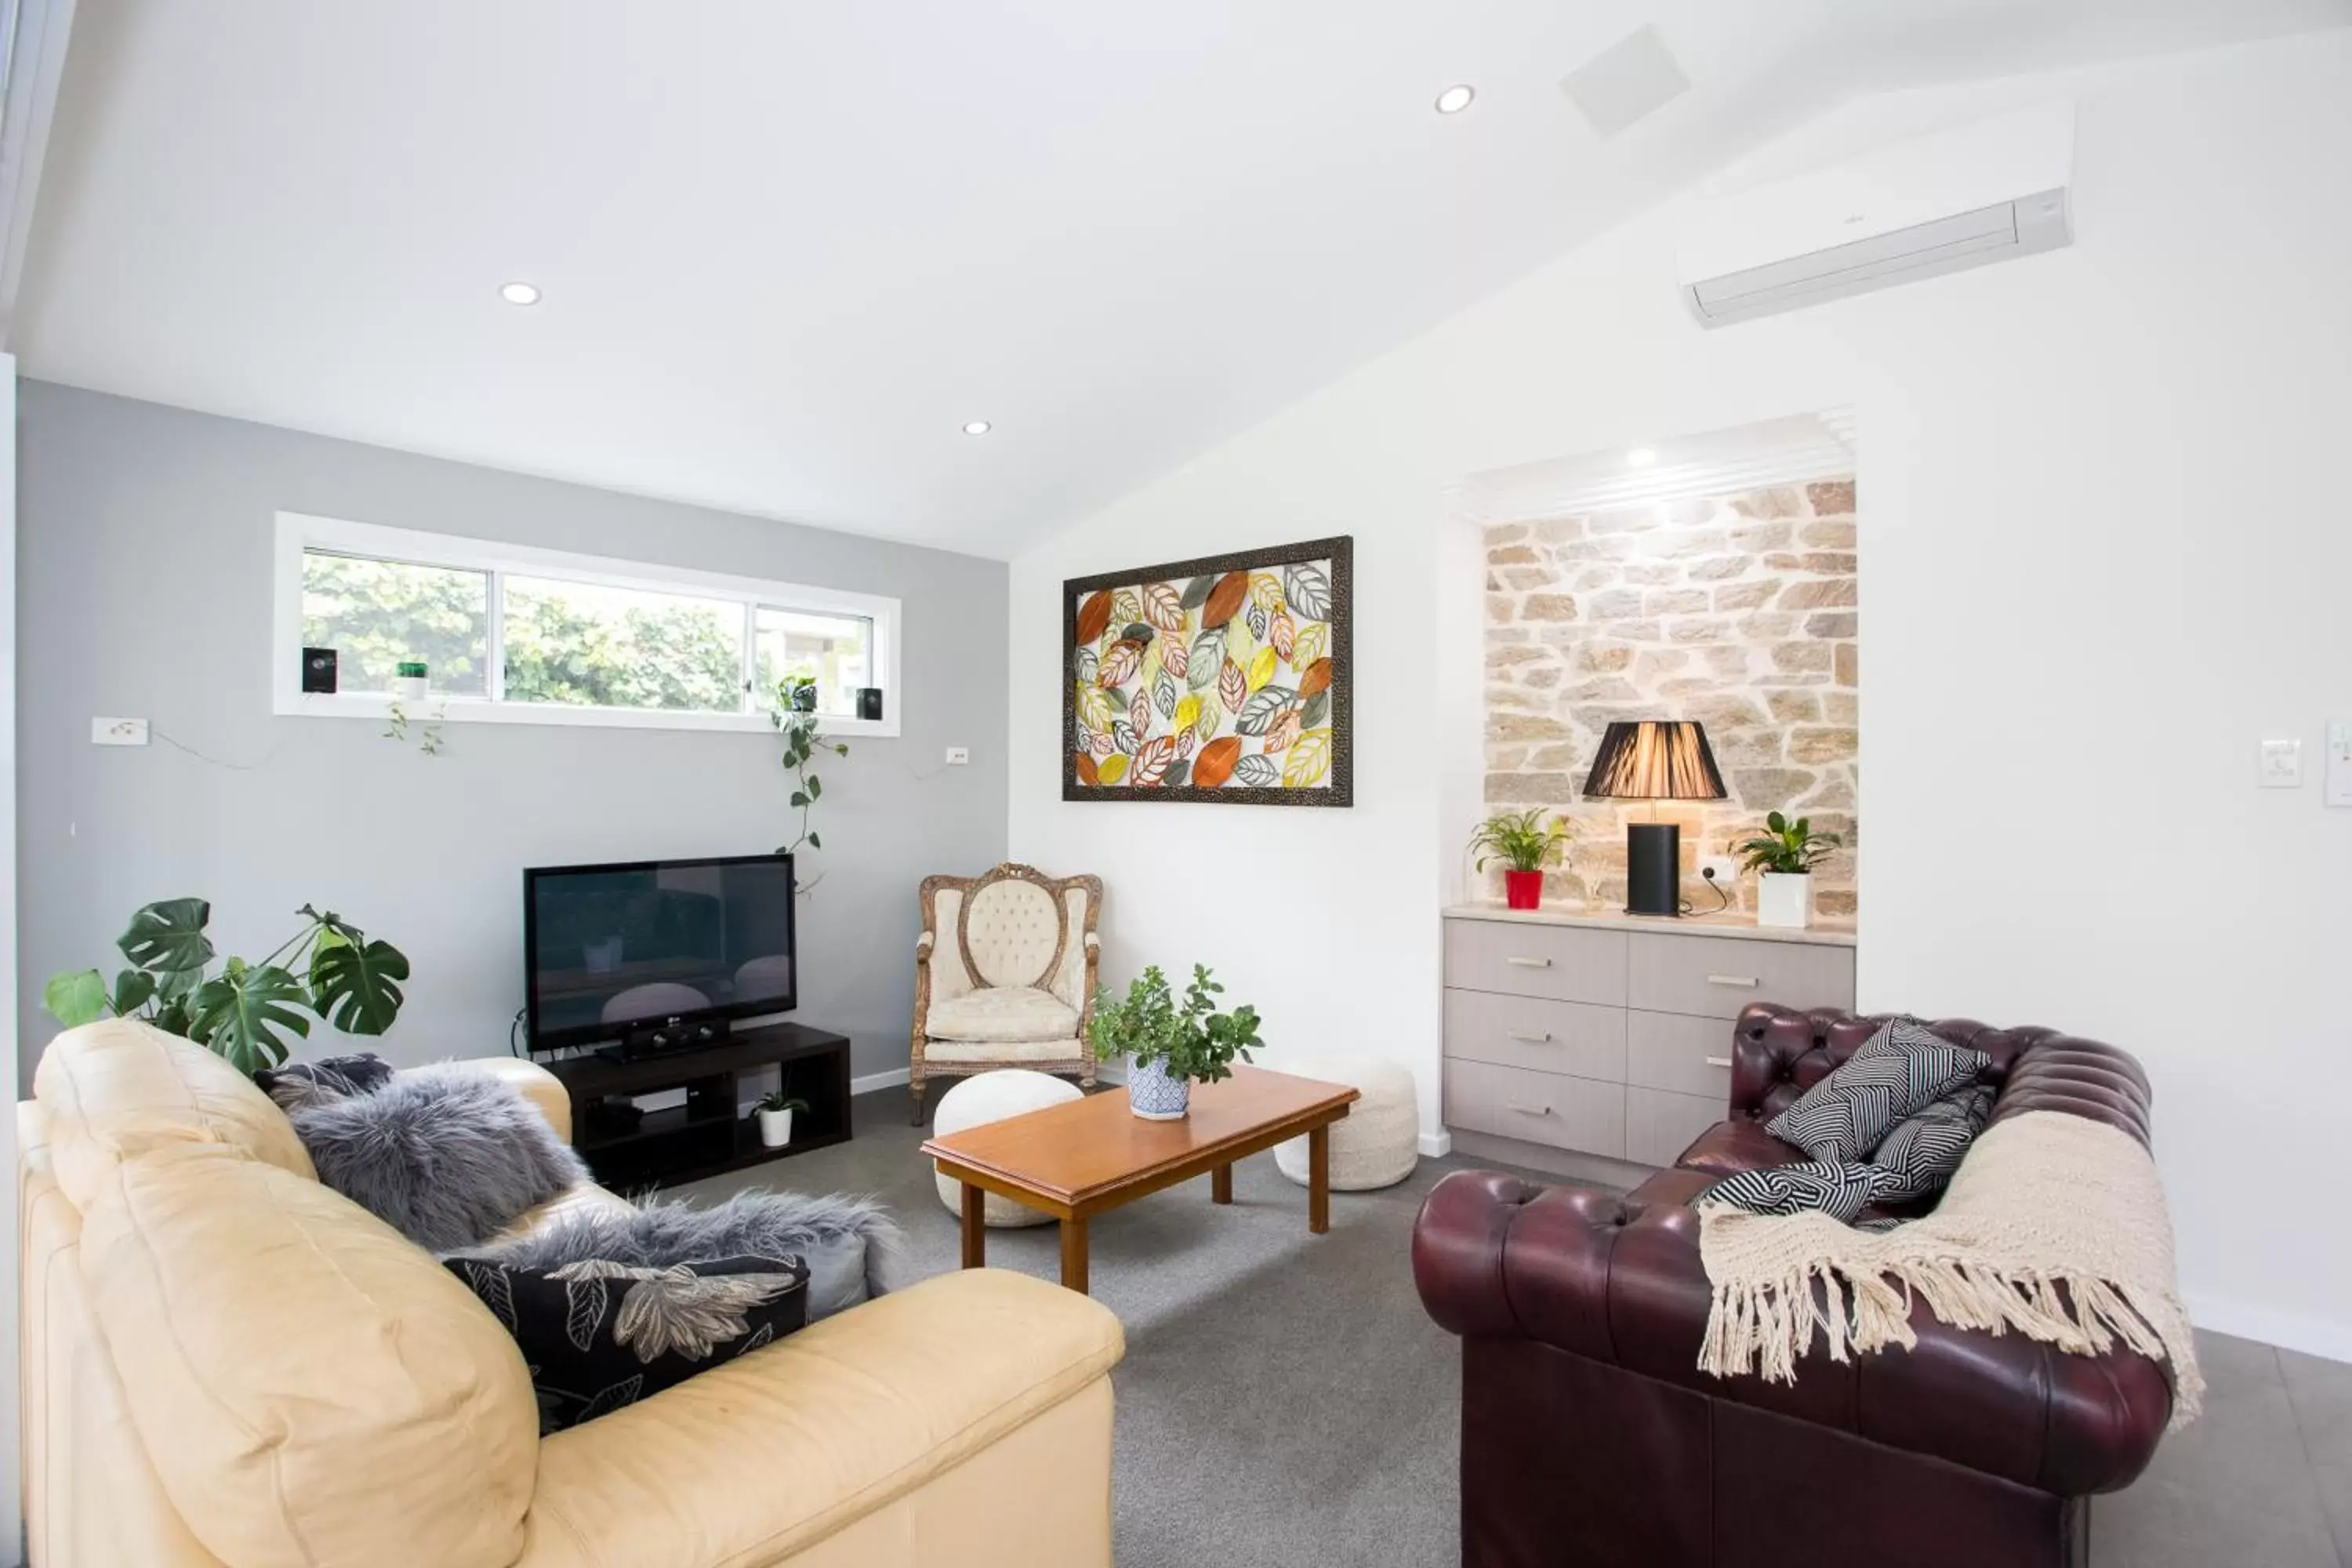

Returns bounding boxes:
[1559,25,1690,138]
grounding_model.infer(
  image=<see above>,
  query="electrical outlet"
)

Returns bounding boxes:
[92,717,149,746]
[944,746,970,766]
[1698,856,1740,887]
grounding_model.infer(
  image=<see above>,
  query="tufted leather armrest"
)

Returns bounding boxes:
[1411,1168,2172,1496]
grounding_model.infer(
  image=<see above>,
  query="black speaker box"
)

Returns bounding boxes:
[301,648,338,694]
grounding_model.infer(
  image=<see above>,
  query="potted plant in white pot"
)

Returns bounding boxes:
[1089,963,1262,1121]
[1732,811,1842,929]
[753,1091,809,1149]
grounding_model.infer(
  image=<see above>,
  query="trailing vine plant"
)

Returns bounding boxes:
[383,699,448,756]
[773,677,848,890]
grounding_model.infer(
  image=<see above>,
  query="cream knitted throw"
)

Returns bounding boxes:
[1697,1109,2203,1431]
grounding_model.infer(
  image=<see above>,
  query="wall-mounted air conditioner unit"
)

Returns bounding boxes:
[1677,100,2074,328]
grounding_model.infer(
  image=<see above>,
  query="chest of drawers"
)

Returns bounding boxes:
[1440,906,1857,1177]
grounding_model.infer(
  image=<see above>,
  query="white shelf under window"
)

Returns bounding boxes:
[273,691,891,737]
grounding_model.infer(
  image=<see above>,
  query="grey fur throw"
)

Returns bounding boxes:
[255,1052,395,1112]
[455,1189,907,1319]
[292,1064,587,1251]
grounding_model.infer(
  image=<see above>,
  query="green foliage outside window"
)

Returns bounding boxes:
[500,577,741,712]
[303,554,749,713]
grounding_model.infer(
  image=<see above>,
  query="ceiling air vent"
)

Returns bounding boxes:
[1676,101,2075,328]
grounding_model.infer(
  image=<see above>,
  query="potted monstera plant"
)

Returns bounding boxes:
[1088,964,1262,1121]
[1732,812,1843,929]
[43,899,410,1072]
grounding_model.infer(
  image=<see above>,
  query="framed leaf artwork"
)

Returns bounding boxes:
[1063,536,1351,807]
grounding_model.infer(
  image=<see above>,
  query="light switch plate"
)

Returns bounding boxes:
[944,746,970,766]
[2259,738,2302,788]
[2328,720,2352,807]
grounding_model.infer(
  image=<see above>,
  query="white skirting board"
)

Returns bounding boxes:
[1419,1131,1453,1158]
[851,1066,910,1096]
[2183,1290,2352,1367]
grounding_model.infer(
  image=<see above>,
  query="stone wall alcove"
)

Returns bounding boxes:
[1467,413,1860,919]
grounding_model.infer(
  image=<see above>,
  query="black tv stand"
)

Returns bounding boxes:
[542,1021,851,1189]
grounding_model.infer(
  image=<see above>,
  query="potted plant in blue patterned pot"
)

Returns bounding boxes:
[1089,964,1262,1121]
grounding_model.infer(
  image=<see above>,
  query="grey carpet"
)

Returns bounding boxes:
[676,1083,1529,1568]
[678,1086,2318,1568]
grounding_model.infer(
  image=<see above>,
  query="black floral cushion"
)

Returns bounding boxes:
[1766,1017,1991,1164]
[446,1252,810,1432]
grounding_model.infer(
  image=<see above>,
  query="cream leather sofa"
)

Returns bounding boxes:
[18,1020,1123,1568]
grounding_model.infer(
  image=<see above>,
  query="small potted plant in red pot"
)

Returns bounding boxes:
[1469,809,1573,910]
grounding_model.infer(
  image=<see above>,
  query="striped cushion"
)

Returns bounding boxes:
[1766,1017,1990,1164]
[1867,1084,1995,1203]
[1699,1160,1879,1224]
[1704,1076,1998,1228]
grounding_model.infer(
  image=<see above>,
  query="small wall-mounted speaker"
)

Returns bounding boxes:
[301,647,338,695]
[856,688,884,722]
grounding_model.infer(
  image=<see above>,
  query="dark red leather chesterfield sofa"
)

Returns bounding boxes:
[1412,1004,2172,1568]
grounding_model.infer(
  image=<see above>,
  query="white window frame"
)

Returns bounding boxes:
[272,512,902,737]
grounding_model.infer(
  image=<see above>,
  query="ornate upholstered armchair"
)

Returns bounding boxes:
[909,862,1102,1124]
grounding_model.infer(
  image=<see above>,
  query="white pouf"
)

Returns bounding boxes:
[1273,1056,1420,1191]
[931,1069,1083,1227]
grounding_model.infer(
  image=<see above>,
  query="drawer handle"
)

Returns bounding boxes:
[1504,956,1552,969]
[1706,974,1759,989]
[1506,1102,1552,1117]
[1507,1030,1552,1044]
[1704,1056,1733,1069]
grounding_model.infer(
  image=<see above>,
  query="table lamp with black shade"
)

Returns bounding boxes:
[1581,720,1727,916]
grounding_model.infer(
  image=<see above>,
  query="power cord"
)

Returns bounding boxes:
[1682,873,1734,916]
[508,1007,528,1058]
[151,726,277,771]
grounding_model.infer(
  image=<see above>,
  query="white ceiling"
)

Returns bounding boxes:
[16,1,2346,558]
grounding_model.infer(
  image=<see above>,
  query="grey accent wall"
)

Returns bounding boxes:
[16,382,1008,1091]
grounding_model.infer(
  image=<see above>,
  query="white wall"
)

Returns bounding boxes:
[1010,32,2352,1358]
[1,354,24,1563]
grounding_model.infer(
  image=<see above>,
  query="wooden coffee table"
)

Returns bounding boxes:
[920,1064,1359,1294]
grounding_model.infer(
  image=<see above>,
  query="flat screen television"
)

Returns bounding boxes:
[524,853,796,1052]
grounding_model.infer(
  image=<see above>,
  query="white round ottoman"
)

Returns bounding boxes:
[931,1069,1083,1227]
[1273,1056,1419,1191]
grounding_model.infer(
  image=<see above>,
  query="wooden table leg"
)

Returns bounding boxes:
[1059,1216,1090,1294]
[1308,1123,1330,1235]
[960,1181,986,1269]
[1211,1162,1233,1204]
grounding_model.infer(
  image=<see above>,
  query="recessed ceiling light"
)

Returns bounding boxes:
[1625,447,1658,467]
[962,420,993,436]
[1434,84,1476,115]
[499,281,541,307]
